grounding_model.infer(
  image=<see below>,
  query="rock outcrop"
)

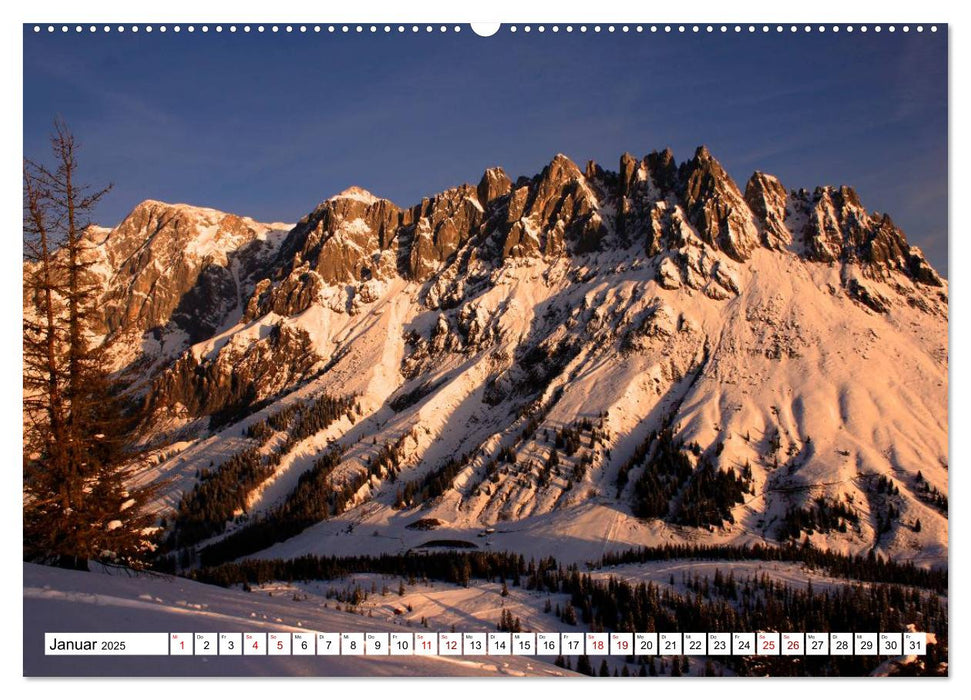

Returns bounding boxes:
[678,146,759,262]
[145,322,320,428]
[744,171,791,249]
[95,201,283,340]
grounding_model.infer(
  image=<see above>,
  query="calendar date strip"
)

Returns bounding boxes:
[45,631,927,657]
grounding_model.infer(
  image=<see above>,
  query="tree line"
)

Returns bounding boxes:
[189,544,945,677]
[190,539,946,594]
[594,542,946,593]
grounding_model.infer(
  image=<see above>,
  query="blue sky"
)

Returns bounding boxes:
[23,26,948,274]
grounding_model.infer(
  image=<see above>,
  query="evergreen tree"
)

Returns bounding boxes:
[562,601,578,625]
[575,654,593,676]
[23,121,157,570]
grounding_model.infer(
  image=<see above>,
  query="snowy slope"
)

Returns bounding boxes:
[61,147,947,569]
[23,563,575,677]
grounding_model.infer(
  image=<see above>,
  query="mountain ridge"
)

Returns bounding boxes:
[46,145,946,568]
[100,145,944,332]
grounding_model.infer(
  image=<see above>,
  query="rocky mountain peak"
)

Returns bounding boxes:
[277,191,401,285]
[329,185,382,205]
[407,183,485,280]
[542,153,584,185]
[744,171,791,248]
[784,184,942,293]
[645,148,678,192]
[692,144,714,161]
[619,151,640,196]
[678,146,759,261]
[96,200,283,341]
[798,185,892,262]
[477,167,513,206]
[497,152,604,259]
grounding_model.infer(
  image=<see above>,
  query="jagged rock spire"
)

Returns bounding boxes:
[744,172,790,249]
[477,167,513,205]
[678,146,759,261]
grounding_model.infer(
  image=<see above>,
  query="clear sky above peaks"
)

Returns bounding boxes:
[23,25,948,274]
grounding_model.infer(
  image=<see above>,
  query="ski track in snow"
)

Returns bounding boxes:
[23,563,575,677]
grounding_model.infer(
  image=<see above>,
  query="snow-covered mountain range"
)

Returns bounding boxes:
[66,146,948,568]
